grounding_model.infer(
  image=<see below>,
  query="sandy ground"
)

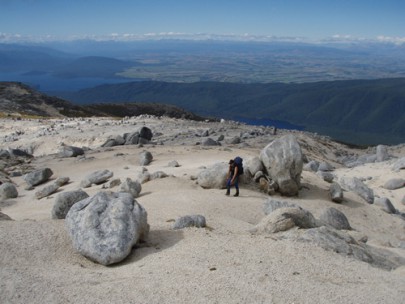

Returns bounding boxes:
[1,116,404,304]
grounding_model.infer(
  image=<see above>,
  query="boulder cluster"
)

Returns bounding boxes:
[1,122,404,270]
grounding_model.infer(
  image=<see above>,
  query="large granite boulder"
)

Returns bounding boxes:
[392,157,405,172]
[24,168,53,187]
[244,156,264,177]
[197,162,228,189]
[340,176,374,204]
[259,135,303,196]
[376,145,389,162]
[65,191,149,265]
[52,189,89,219]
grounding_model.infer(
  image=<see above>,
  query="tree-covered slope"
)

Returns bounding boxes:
[58,78,405,145]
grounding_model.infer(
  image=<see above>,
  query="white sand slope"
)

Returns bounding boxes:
[1,116,404,304]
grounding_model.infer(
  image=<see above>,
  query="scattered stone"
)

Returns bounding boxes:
[260,135,303,196]
[58,145,84,158]
[120,178,142,198]
[318,162,334,172]
[24,168,53,187]
[316,171,334,183]
[168,160,180,167]
[173,215,206,229]
[374,197,397,214]
[0,211,13,220]
[383,178,405,190]
[80,169,113,188]
[202,138,220,146]
[392,157,405,171]
[102,178,121,189]
[197,162,228,189]
[0,182,18,199]
[319,207,351,230]
[150,171,168,180]
[52,189,89,219]
[262,199,300,215]
[35,177,69,199]
[65,191,149,265]
[227,136,241,144]
[139,151,153,166]
[376,145,389,162]
[298,226,405,270]
[303,160,319,172]
[340,176,374,204]
[329,182,344,203]
[250,207,318,234]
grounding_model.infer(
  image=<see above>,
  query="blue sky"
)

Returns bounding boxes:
[1,0,404,42]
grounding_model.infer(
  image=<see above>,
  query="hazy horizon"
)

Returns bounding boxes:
[1,0,404,44]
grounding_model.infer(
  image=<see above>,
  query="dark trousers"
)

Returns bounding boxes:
[226,175,239,191]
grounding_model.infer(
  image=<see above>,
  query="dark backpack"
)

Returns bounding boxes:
[234,156,244,175]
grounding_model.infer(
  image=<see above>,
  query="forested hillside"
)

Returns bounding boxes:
[58,78,405,145]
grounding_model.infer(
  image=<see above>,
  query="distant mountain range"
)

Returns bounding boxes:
[0,82,205,121]
[56,78,405,146]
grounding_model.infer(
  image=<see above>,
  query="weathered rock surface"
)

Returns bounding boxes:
[24,168,53,187]
[316,171,334,183]
[244,156,264,177]
[340,176,374,204]
[197,162,228,189]
[80,169,113,188]
[52,189,89,219]
[259,135,303,196]
[65,191,149,265]
[319,207,351,230]
[318,162,334,172]
[173,215,206,229]
[303,160,319,172]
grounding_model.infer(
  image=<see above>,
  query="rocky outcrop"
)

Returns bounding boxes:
[65,191,149,265]
[259,135,303,196]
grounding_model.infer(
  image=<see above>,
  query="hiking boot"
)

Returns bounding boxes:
[233,190,239,197]
[225,189,230,196]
